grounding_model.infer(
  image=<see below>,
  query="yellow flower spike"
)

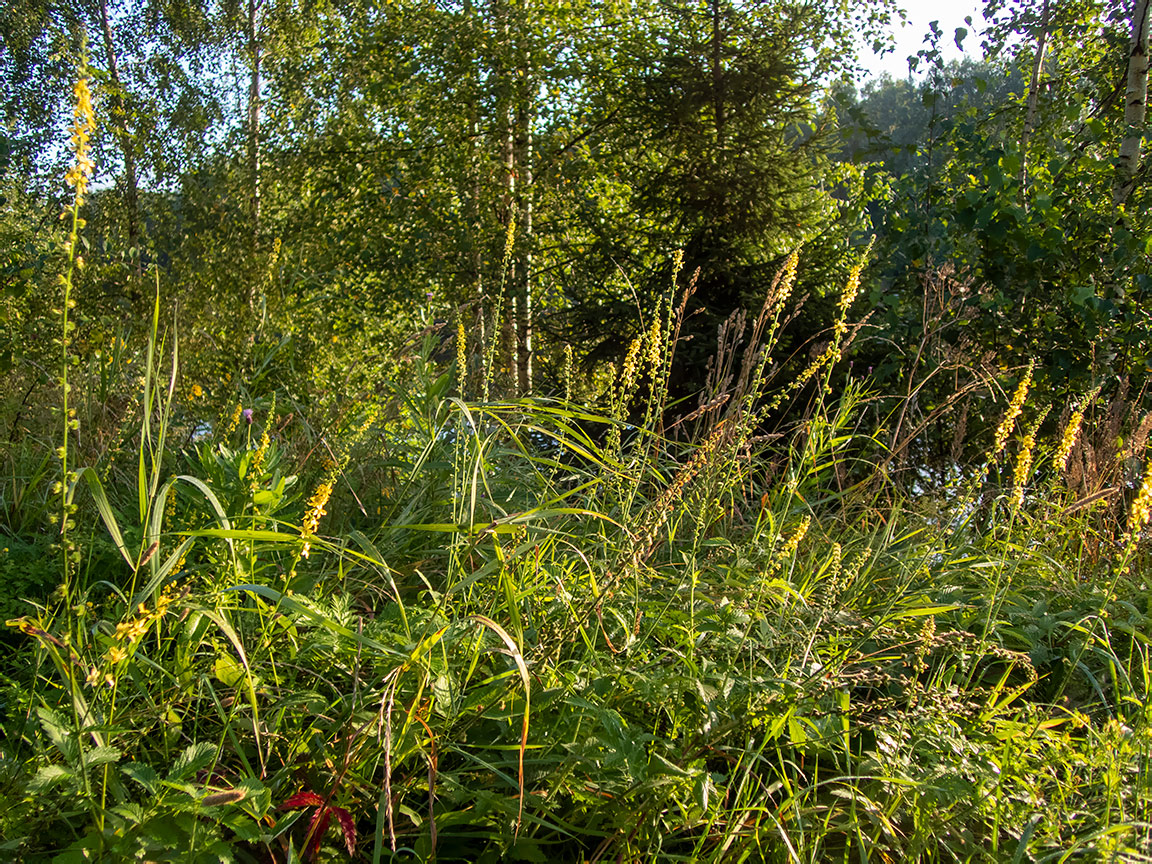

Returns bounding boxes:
[774,249,800,309]
[1128,461,1152,537]
[65,76,96,200]
[222,402,243,439]
[456,314,468,391]
[248,429,271,495]
[619,336,643,403]
[777,516,811,561]
[1011,407,1049,510]
[646,304,663,379]
[563,344,574,403]
[1055,385,1100,472]
[993,362,1034,458]
[300,479,335,558]
[502,213,517,268]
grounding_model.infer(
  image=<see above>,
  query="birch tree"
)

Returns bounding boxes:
[1115,0,1152,205]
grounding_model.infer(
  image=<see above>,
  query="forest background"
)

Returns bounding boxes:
[1,0,1152,860]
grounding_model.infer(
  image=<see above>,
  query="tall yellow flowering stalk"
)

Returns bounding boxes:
[992,362,1033,458]
[58,70,97,587]
[300,479,334,559]
[65,78,96,205]
[1128,462,1152,538]
[759,245,867,420]
[456,313,468,394]
[1054,385,1100,473]
[1010,407,1049,510]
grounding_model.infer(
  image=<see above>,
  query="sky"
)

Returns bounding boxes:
[860,0,986,81]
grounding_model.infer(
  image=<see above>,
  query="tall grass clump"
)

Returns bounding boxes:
[0,89,1149,861]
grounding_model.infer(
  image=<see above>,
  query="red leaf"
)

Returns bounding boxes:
[307,807,332,860]
[281,790,325,810]
[332,805,357,856]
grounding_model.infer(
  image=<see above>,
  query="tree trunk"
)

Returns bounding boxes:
[247,0,263,255]
[711,0,725,148]
[1018,0,1050,201]
[463,0,485,326]
[515,74,533,393]
[495,0,518,392]
[97,0,140,278]
[1115,0,1152,206]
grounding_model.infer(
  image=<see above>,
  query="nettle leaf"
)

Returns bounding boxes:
[169,741,218,781]
[84,746,122,768]
[122,762,159,794]
[110,802,147,824]
[27,764,73,792]
[36,705,79,764]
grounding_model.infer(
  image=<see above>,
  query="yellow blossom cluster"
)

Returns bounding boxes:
[248,429,271,495]
[1010,408,1048,509]
[64,77,96,203]
[619,335,643,401]
[772,249,799,311]
[222,402,243,439]
[300,479,334,558]
[834,260,863,339]
[777,516,811,562]
[1128,461,1152,537]
[502,213,517,267]
[992,362,1033,458]
[456,315,468,391]
[93,582,180,680]
[645,304,664,380]
[1054,386,1099,472]
[563,344,574,403]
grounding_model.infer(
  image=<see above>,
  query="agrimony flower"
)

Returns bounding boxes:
[455,314,467,392]
[64,77,96,202]
[646,303,664,379]
[1128,461,1152,536]
[779,516,811,559]
[300,479,334,558]
[1010,407,1049,509]
[248,429,270,495]
[773,249,800,310]
[1054,385,1099,472]
[993,362,1033,458]
[563,344,574,403]
[221,402,243,439]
